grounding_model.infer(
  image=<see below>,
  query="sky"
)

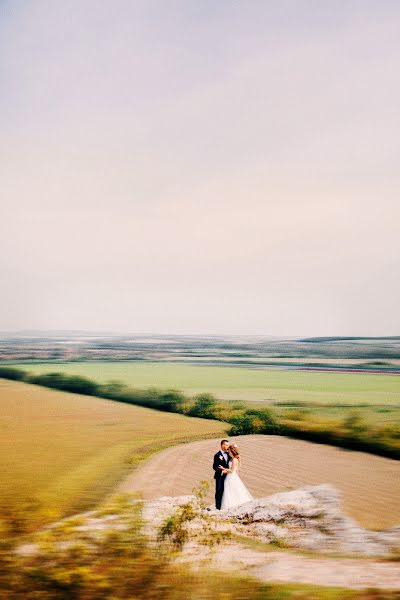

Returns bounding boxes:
[1,0,399,336]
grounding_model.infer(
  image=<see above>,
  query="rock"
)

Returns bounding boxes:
[139,484,400,556]
[142,495,196,533]
[207,484,400,556]
[16,485,400,560]
[252,522,289,542]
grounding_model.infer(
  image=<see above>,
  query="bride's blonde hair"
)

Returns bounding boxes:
[229,444,241,465]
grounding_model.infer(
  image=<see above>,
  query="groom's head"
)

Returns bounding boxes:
[220,439,230,451]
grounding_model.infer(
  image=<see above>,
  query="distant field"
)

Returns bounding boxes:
[277,403,400,427]
[0,379,226,527]
[13,361,400,405]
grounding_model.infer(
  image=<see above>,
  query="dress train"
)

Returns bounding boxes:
[220,458,253,510]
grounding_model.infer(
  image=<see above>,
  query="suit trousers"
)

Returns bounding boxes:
[215,475,225,510]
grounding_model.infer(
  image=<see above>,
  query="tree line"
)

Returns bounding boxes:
[0,366,398,459]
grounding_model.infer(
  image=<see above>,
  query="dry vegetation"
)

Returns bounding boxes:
[0,379,226,528]
[3,492,398,599]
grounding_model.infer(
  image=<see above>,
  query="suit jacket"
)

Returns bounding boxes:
[213,450,230,480]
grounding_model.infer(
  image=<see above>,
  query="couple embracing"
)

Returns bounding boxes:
[212,439,254,510]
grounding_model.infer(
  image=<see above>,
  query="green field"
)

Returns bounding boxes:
[0,379,226,528]
[13,360,400,405]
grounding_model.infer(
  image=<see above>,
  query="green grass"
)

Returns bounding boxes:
[2,363,399,458]
[10,360,400,405]
[275,404,400,427]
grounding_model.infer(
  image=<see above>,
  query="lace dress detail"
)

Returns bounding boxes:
[220,458,254,510]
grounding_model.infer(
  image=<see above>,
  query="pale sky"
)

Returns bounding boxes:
[1,0,399,336]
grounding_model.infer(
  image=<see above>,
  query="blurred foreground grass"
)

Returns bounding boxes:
[1,492,399,600]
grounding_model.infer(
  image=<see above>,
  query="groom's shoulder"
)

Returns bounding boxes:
[213,450,221,458]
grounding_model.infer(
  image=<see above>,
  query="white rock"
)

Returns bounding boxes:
[209,484,400,556]
[16,485,400,559]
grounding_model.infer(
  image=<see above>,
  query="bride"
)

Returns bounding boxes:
[219,444,254,510]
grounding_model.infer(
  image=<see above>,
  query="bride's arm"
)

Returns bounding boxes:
[222,458,238,474]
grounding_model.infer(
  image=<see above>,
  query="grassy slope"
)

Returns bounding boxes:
[0,379,226,526]
[11,360,400,404]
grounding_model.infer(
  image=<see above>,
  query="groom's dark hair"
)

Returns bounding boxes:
[221,439,229,445]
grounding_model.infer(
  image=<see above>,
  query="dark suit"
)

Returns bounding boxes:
[213,450,230,509]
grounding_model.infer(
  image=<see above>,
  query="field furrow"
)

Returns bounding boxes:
[119,434,400,530]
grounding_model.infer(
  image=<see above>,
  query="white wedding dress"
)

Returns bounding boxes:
[220,457,254,510]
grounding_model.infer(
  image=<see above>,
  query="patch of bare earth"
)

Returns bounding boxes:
[118,434,400,530]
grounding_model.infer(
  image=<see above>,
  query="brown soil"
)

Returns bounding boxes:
[118,434,400,530]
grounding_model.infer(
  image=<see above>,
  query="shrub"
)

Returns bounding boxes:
[98,380,131,400]
[0,366,28,381]
[156,389,186,413]
[188,393,218,419]
[27,372,100,396]
[228,408,280,436]
[284,408,308,421]
[342,410,367,433]
[245,408,281,434]
[228,413,254,435]
[158,481,228,550]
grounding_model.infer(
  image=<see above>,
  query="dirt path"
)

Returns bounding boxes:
[118,435,400,529]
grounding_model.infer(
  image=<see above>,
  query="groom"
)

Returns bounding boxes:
[212,439,230,509]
